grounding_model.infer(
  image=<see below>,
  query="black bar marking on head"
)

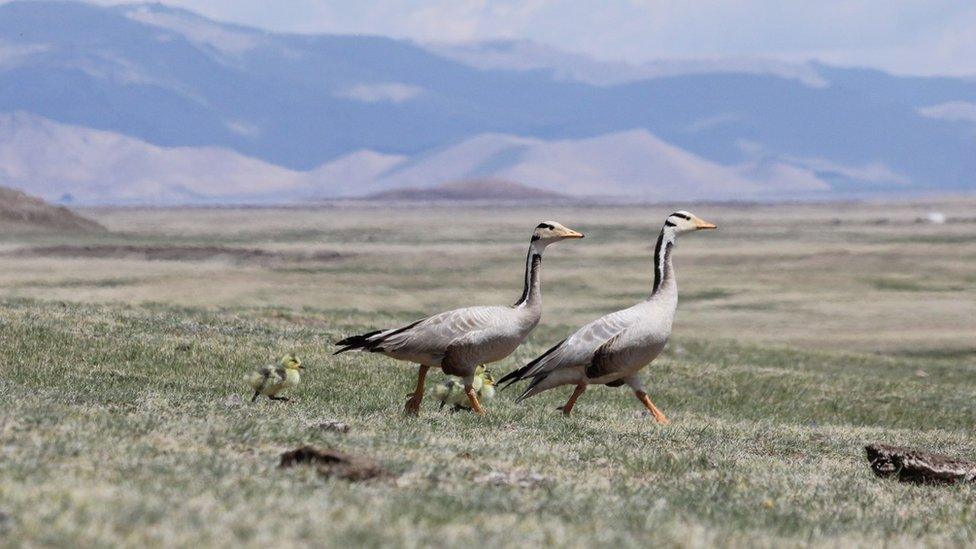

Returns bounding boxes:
[536,223,555,229]
[664,220,677,227]
[670,212,691,220]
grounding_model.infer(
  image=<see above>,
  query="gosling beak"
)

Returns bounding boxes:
[560,228,585,239]
[694,218,717,230]
[298,365,306,370]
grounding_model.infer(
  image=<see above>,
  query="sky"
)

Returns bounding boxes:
[33,0,976,76]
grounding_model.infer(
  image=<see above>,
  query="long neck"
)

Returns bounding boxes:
[513,242,543,308]
[651,227,677,296]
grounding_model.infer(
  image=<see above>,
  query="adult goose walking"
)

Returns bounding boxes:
[334,221,584,415]
[497,211,716,423]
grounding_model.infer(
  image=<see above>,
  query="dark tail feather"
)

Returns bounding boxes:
[251,391,260,403]
[514,375,548,403]
[334,319,426,355]
[498,363,534,390]
[499,337,567,390]
[333,330,383,355]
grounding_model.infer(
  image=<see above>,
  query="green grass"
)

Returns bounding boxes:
[867,278,966,293]
[2,299,975,547]
[10,277,148,289]
[678,288,735,302]
[887,348,976,362]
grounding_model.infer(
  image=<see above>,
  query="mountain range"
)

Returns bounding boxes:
[0,1,973,204]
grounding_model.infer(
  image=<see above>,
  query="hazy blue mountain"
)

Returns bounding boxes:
[0,112,828,205]
[0,111,416,205]
[428,40,830,87]
[0,1,504,169]
[0,0,973,203]
[812,63,976,110]
[366,130,831,200]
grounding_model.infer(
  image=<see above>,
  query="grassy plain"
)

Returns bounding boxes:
[1,200,975,547]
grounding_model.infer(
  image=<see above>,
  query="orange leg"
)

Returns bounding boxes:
[404,365,430,415]
[557,383,587,416]
[635,390,670,424]
[464,384,485,415]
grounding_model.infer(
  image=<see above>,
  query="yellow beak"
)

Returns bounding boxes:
[560,228,585,239]
[694,218,717,230]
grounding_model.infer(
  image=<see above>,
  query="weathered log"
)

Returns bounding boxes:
[865,444,976,485]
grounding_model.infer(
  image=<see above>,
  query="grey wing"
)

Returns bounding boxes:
[587,333,623,379]
[586,325,648,380]
[374,306,507,356]
[517,306,642,380]
[439,325,512,376]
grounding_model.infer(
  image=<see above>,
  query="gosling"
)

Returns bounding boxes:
[246,353,303,403]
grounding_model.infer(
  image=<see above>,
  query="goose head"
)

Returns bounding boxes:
[530,221,584,247]
[665,211,716,234]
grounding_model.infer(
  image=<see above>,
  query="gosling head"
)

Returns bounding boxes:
[530,221,584,249]
[279,353,303,370]
[481,367,496,387]
[664,211,717,234]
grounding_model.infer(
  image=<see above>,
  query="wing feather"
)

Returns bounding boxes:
[354,306,509,358]
[515,306,641,381]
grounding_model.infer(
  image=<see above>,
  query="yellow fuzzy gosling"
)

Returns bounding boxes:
[246,353,303,403]
[432,366,496,412]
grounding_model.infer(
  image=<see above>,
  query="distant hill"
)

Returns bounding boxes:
[365,131,830,200]
[0,185,105,233]
[0,1,973,204]
[0,112,311,205]
[0,111,414,204]
[367,179,566,201]
[427,40,829,87]
[0,114,826,204]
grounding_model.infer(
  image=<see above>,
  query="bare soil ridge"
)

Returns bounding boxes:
[0,186,105,233]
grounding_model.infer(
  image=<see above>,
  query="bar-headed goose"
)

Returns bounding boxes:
[498,211,716,423]
[334,221,584,415]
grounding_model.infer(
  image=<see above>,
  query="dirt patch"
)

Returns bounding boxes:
[8,244,344,265]
[279,446,390,481]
